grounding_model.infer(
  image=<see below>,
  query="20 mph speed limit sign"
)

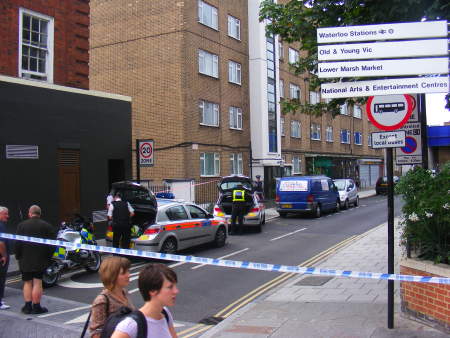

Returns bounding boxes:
[138,139,154,167]
[366,94,414,131]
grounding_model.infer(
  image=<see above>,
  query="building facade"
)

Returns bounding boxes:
[90,0,383,192]
[0,1,132,229]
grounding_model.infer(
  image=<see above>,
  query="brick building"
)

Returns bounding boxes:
[0,0,131,229]
[90,0,383,194]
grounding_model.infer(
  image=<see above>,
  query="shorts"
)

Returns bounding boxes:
[21,271,44,281]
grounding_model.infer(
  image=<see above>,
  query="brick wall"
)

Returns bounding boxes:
[400,265,450,333]
[0,0,89,89]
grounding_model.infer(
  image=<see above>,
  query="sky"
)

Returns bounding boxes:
[426,93,450,126]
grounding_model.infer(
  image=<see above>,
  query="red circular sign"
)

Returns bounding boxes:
[140,142,153,158]
[366,94,414,131]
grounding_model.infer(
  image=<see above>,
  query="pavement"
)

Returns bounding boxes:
[1,188,448,337]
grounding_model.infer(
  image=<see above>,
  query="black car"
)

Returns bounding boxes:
[375,176,399,195]
[110,181,158,226]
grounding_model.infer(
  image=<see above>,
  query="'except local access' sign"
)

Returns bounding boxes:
[318,57,448,78]
[371,131,406,149]
[320,77,449,98]
[317,20,448,43]
[366,95,413,131]
[318,39,448,61]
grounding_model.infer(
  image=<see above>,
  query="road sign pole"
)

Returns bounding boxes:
[135,139,140,183]
[419,94,429,169]
[387,148,394,329]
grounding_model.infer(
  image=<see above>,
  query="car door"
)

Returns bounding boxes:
[164,204,190,250]
[185,204,212,245]
[327,179,338,210]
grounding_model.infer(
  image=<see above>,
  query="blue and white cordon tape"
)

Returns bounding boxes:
[1,233,449,285]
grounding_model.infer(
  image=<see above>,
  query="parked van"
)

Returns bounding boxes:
[276,176,340,218]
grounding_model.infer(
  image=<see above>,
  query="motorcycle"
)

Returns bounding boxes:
[43,214,101,287]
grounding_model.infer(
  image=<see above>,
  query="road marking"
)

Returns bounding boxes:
[191,248,249,270]
[38,304,91,318]
[179,324,211,337]
[270,228,306,241]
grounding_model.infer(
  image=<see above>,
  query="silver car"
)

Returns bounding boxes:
[333,179,359,209]
[131,199,228,253]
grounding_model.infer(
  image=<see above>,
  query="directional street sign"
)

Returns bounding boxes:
[320,77,449,98]
[396,122,422,165]
[371,131,406,149]
[318,57,448,78]
[317,20,448,43]
[318,39,448,61]
[366,94,413,131]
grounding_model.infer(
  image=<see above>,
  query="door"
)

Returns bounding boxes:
[185,204,211,244]
[58,149,80,223]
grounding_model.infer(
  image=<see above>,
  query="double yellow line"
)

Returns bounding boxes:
[177,234,359,338]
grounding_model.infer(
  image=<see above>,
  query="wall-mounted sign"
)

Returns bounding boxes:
[366,95,414,131]
[138,139,154,167]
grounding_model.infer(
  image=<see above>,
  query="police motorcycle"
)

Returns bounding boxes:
[42,214,101,287]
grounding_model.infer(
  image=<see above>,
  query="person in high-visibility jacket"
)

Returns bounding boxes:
[230,185,247,235]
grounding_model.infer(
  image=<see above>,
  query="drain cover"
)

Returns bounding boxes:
[295,276,333,286]
[199,316,224,325]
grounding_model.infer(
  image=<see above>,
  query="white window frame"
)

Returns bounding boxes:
[309,92,320,104]
[278,42,284,60]
[279,79,284,98]
[354,132,362,145]
[289,83,300,100]
[326,126,333,142]
[230,153,243,175]
[280,117,285,136]
[291,120,301,139]
[227,15,240,40]
[368,134,372,148]
[19,8,54,83]
[340,103,349,115]
[199,100,219,127]
[198,0,218,30]
[340,129,351,144]
[310,123,321,140]
[229,106,242,130]
[353,105,362,118]
[228,61,241,85]
[200,152,220,177]
[288,47,299,64]
[292,156,302,174]
[199,49,219,78]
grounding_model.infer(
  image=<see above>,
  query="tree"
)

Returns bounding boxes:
[259,0,450,117]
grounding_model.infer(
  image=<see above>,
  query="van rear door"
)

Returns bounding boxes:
[277,179,310,210]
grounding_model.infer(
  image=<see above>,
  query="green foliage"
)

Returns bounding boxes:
[395,162,450,264]
[259,0,450,117]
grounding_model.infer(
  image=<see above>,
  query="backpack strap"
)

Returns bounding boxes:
[162,308,169,324]
[103,293,110,316]
[128,310,147,338]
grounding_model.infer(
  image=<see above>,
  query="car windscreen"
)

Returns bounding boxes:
[279,180,308,192]
[334,180,346,191]
[220,181,252,190]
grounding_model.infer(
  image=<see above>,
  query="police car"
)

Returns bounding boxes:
[106,199,227,253]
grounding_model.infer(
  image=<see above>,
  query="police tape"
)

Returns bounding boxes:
[1,232,449,285]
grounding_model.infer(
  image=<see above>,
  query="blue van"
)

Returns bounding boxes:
[276,176,340,218]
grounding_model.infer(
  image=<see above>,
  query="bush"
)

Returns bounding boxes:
[395,162,450,264]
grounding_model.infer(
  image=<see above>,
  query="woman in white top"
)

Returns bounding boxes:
[112,263,178,338]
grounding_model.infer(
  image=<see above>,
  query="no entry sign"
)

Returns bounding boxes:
[138,139,154,167]
[366,94,414,131]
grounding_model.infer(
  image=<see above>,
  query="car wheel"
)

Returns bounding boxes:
[43,262,60,288]
[354,196,359,207]
[314,205,321,218]
[255,224,262,233]
[335,200,340,212]
[161,238,177,254]
[261,213,266,225]
[279,212,287,218]
[344,199,349,209]
[85,251,101,272]
[214,226,227,248]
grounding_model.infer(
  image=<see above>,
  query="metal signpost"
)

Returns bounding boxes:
[316,20,449,329]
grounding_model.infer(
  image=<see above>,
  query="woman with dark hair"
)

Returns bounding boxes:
[89,256,135,337]
[111,263,178,338]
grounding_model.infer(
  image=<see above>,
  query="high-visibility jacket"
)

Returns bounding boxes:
[232,189,246,202]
